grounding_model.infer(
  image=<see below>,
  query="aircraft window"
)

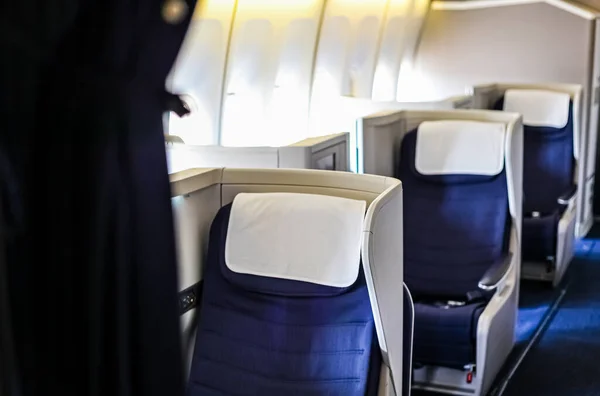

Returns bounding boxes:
[373,16,406,101]
[396,58,434,102]
[168,7,235,145]
[221,18,274,146]
[221,0,323,148]
[267,18,319,146]
[347,16,382,98]
[308,0,387,140]
[313,0,387,100]
[308,16,351,137]
[373,0,413,101]
[311,16,351,99]
[395,0,431,101]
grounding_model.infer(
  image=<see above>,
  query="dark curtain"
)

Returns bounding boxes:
[0,162,21,396]
[1,0,196,395]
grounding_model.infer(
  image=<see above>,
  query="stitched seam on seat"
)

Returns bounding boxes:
[195,356,363,383]
[198,328,366,355]
[205,301,369,328]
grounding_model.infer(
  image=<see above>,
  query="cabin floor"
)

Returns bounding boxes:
[415,224,600,396]
[501,225,600,396]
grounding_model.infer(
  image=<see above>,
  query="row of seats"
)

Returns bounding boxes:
[171,84,580,396]
[488,86,578,286]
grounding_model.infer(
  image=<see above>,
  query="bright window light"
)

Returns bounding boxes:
[396,59,436,101]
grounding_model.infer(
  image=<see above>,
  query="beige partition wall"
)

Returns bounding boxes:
[413,0,600,232]
[166,132,350,173]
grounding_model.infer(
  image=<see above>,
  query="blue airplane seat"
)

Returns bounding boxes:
[397,122,512,370]
[186,192,381,396]
[494,90,575,267]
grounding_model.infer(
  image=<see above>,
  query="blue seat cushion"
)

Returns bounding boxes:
[397,128,509,370]
[522,213,559,262]
[187,204,380,396]
[494,97,574,214]
[397,130,510,299]
[413,302,485,369]
[494,96,573,263]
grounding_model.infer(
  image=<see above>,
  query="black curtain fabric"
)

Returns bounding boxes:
[1,0,196,395]
[0,170,21,396]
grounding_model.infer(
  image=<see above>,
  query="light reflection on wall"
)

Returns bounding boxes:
[168,0,433,147]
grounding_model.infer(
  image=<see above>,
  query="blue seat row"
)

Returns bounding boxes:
[491,87,578,286]
[178,88,578,396]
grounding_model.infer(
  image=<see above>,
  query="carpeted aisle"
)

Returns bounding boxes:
[502,231,600,396]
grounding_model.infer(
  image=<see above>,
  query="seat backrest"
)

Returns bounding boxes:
[494,89,574,214]
[187,192,381,395]
[397,121,510,300]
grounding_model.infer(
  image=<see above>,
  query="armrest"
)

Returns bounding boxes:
[558,185,577,206]
[478,252,513,291]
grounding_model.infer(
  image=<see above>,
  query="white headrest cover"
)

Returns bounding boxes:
[415,120,506,176]
[225,193,366,288]
[503,89,570,128]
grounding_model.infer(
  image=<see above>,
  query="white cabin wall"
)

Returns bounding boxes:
[372,0,431,102]
[167,0,237,145]
[412,3,593,101]
[307,0,390,137]
[395,0,431,101]
[167,0,433,147]
[373,0,415,102]
[310,0,389,101]
[220,0,325,147]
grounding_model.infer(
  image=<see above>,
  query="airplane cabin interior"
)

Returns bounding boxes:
[5,0,600,395]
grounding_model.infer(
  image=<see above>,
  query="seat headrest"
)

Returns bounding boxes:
[225,192,366,289]
[503,89,570,128]
[415,120,506,177]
